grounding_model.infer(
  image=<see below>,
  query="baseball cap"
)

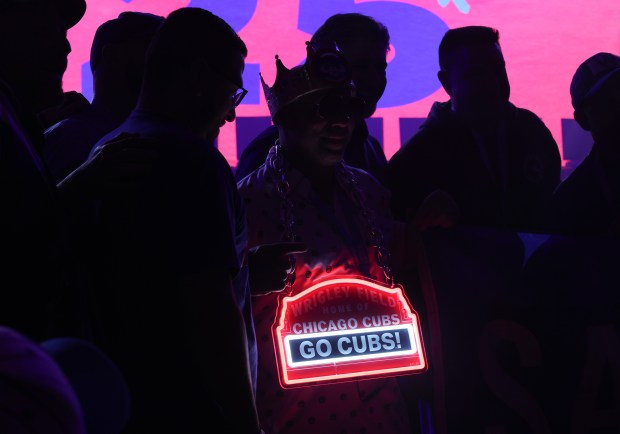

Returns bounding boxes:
[90,11,165,72]
[0,0,86,29]
[570,52,620,111]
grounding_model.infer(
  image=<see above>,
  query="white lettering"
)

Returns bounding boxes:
[316,339,332,357]
[338,337,352,355]
[300,341,315,358]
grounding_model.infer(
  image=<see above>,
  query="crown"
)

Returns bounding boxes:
[260,41,355,120]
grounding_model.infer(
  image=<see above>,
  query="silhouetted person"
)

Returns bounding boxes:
[1,0,162,342]
[521,217,620,431]
[0,0,97,344]
[44,11,165,183]
[83,7,262,434]
[238,41,456,434]
[551,52,620,235]
[388,26,561,233]
[235,12,390,184]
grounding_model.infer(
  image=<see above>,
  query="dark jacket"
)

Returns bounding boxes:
[387,101,561,232]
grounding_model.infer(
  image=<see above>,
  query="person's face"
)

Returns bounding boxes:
[338,38,387,118]
[198,50,246,141]
[0,8,70,113]
[583,73,620,162]
[280,89,361,169]
[441,42,510,124]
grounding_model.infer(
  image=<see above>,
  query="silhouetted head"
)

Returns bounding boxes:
[141,7,248,140]
[0,326,86,434]
[88,12,164,117]
[263,43,364,169]
[571,52,620,162]
[438,25,510,125]
[311,13,389,118]
[0,0,86,113]
[90,12,164,74]
[41,338,131,434]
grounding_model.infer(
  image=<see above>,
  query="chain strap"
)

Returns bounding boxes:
[336,164,395,285]
[267,141,395,289]
[268,140,297,290]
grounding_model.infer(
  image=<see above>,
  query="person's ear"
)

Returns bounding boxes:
[574,109,591,131]
[438,69,452,96]
[188,59,209,98]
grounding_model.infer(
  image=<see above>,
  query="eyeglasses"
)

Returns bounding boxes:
[313,93,365,121]
[231,87,248,107]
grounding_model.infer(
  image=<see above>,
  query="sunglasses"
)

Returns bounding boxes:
[313,93,365,121]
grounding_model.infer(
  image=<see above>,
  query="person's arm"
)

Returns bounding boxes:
[179,269,261,434]
[390,189,460,271]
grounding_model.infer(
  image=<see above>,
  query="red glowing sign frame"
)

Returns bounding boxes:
[272,277,427,388]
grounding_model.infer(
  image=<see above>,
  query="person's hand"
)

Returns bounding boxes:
[57,132,163,200]
[248,241,308,295]
[409,188,460,233]
[398,189,459,267]
[39,91,91,129]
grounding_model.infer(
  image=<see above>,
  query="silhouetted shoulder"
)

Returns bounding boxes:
[511,105,561,166]
[513,106,555,135]
[388,101,456,180]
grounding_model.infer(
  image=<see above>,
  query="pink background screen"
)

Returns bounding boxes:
[64,0,620,175]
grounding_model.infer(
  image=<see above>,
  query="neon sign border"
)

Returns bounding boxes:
[272,276,428,387]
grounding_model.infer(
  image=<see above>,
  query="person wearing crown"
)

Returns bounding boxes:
[235,13,390,185]
[238,42,458,434]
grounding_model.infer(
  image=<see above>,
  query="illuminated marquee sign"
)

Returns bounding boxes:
[272,277,427,388]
